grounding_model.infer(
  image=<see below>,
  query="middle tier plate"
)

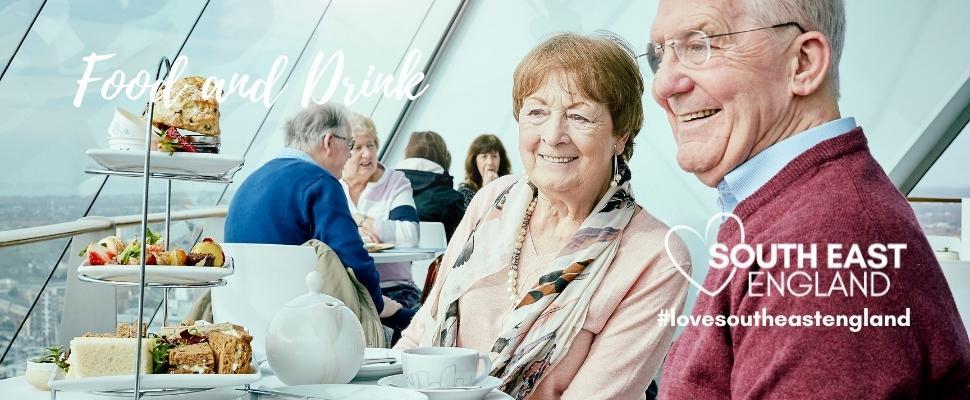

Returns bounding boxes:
[78,261,233,285]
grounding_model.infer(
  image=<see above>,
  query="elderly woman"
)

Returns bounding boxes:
[396,33,690,399]
[341,113,420,344]
[457,134,511,208]
[396,131,466,240]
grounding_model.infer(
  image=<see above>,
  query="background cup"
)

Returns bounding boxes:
[401,347,492,389]
[107,108,148,139]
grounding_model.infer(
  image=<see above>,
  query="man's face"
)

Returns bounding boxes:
[332,125,352,174]
[650,0,794,186]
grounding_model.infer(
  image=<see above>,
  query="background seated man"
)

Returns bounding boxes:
[224,103,412,337]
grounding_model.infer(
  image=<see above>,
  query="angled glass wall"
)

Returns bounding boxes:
[0,0,462,377]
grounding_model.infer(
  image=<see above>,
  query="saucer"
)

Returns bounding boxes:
[355,348,403,380]
[377,374,510,400]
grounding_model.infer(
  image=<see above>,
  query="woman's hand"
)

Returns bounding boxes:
[482,169,499,186]
[358,225,381,244]
[354,213,375,231]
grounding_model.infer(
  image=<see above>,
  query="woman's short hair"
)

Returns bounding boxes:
[512,31,643,160]
[284,103,351,152]
[349,112,379,148]
[405,131,452,170]
[464,134,511,191]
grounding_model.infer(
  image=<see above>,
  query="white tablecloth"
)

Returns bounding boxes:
[370,248,443,264]
[0,372,298,400]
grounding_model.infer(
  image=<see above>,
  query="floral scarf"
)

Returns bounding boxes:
[423,160,637,399]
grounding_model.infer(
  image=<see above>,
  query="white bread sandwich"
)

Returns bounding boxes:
[64,337,154,379]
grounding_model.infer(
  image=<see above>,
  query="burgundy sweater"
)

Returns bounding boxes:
[659,129,970,399]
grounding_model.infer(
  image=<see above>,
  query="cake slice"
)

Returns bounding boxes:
[167,342,214,374]
[207,330,253,374]
[116,322,147,338]
[64,337,154,379]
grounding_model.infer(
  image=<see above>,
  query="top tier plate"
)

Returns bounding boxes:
[86,149,244,178]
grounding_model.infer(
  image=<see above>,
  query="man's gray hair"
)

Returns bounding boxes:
[284,103,351,152]
[746,0,845,98]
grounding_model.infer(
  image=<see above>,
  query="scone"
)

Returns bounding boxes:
[152,76,221,136]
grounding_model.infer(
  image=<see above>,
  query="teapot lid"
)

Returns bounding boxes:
[285,271,344,308]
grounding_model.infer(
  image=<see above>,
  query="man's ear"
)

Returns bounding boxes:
[789,31,832,97]
[320,132,334,154]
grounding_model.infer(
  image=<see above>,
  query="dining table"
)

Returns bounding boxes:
[369,247,444,264]
[0,352,512,400]
[0,367,476,400]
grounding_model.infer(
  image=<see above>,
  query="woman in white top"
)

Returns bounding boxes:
[341,113,420,345]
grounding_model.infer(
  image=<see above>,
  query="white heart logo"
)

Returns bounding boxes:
[664,212,746,297]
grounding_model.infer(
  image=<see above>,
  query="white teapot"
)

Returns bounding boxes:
[266,270,366,385]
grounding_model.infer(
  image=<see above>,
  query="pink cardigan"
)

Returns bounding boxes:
[396,175,690,399]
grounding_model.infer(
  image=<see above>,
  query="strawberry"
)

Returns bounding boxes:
[86,243,112,266]
[157,127,198,154]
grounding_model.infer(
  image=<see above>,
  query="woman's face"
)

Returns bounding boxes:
[344,133,379,180]
[475,151,500,179]
[518,71,622,197]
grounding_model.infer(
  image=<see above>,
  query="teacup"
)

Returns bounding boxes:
[401,347,492,389]
[107,108,148,139]
[24,361,57,391]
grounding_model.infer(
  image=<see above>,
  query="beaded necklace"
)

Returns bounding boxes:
[507,196,539,304]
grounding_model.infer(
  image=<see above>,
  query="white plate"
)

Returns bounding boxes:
[78,259,233,285]
[48,368,261,393]
[355,348,402,380]
[86,149,243,177]
[270,384,428,400]
[378,375,509,400]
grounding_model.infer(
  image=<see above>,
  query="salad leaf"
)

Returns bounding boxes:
[32,346,69,372]
[118,243,140,265]
[145,228,161,246]
[149,337,170,374]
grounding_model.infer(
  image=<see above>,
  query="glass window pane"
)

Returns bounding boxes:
[0,238,69,378]
[0,0,205,228]
[0,0,45,73]
[226,0,445,193]
[911,122,970,198]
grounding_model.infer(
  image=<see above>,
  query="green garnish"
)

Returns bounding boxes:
[32,346,69,372]
[149,337,170,374]
[145,228,161,246]
[118,243,141,265]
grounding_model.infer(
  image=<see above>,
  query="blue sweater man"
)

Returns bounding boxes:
[225,148,414,330]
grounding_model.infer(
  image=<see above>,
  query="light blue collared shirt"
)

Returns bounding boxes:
[277,147,316,164]
[717,117,857,213]
[276,147,338,179]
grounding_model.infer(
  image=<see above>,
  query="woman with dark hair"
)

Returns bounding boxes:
[457,134,512,208]
[396,131,466,240]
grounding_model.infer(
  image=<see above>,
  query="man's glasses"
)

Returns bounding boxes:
[330,132,355,150]
[642,22,806,73]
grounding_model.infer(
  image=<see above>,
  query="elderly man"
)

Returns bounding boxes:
[648,0,970,398]
[225,103,413,332]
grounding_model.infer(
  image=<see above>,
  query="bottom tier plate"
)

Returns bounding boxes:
[48,368,261,393]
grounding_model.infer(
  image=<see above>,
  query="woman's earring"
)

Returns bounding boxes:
[611,152,621,188]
